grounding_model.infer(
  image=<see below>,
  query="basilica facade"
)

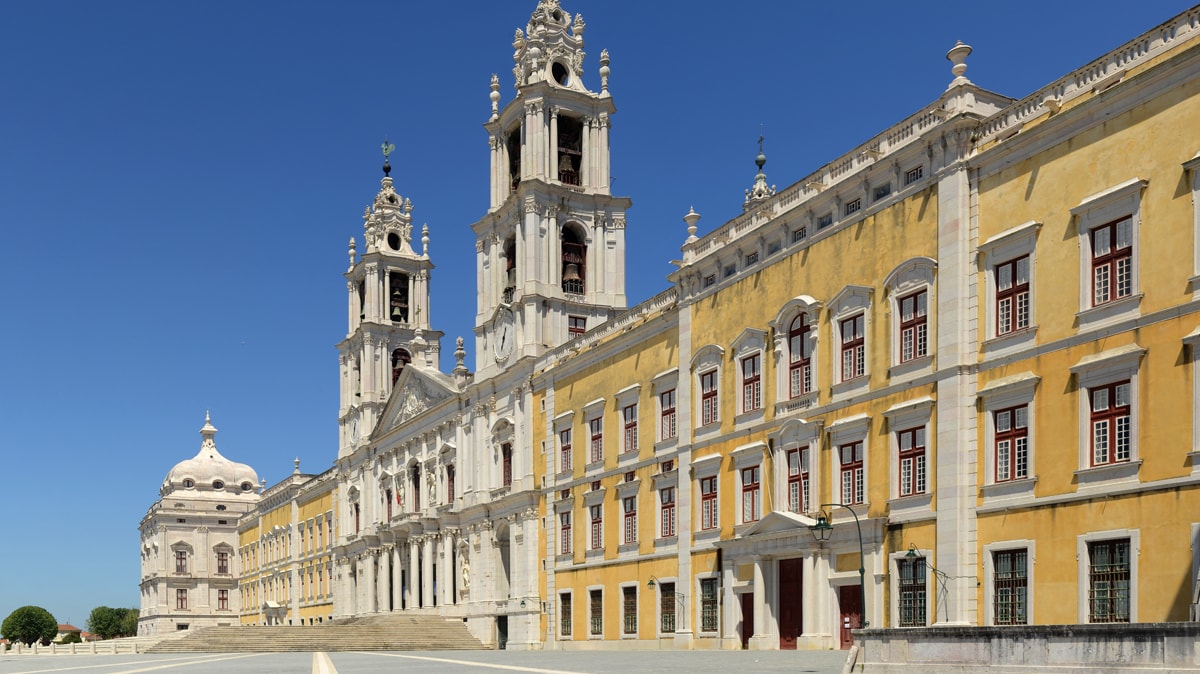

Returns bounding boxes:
[144,0,1200,652]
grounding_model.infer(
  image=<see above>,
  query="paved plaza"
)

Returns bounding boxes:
[0,649,851,674]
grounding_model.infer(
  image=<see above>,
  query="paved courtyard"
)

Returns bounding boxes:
[0,649,852,674]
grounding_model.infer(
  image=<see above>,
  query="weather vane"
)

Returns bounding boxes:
[382,137,395,177]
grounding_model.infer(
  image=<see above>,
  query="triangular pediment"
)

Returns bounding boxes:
[374,363,459,437]
[741,510,818,537]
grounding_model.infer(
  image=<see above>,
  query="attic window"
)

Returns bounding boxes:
[817,213,833,229]
[552,61,570,86]
[183,479,195,488]
[241,482,253,491]
[212,480,225,490]
[216,505,227,511]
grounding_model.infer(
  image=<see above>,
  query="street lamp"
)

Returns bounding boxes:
[808,503,868,628]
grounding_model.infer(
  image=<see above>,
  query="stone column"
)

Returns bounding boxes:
[751,556,766,649]
[423,535,435,608]
[379,547,391,612]
[549,108,559,182]
[721,558,736,649]
[409,537,420,608]
[392,544,403,611]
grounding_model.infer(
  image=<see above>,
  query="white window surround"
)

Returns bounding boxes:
[650,575,680,636]
[982,540,1036,626]
[615,384,642,462]
[695,573,720,635]
[889,547,933,628]
[1071,178,1147,331]
[827,413,870,509]
[557,589,574,640]
[882,397,935,517]
[770,295,822,416]
[554,410,575,477]
[1070,344,1145,489]
[1076,529,1139,623]
[692,452,722,541]
[732,328,768,421]
[1184,328,1200,473]
[830,285,873,398]
[692,344,725,435]
[651,368,680,450]
[732,442,767,526]
[1184,152,1200,293]
[883,257,937,379]
[770,418,822,516]
[978,372,1040,504]
[619,581,640,639]
[587,585,605,640]
[979,221,1041,356]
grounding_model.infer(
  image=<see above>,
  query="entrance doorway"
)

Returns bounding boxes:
[838,585,863,650]
[497,615,509,650]
[739,593,754,649]
[778,558,802,649]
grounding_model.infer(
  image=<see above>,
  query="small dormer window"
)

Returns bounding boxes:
[387,232,401,251]
[183,479,195,488]
[552,61,570,86]
[212,480,225,490]
[216,505,227,511]
[241,482,253,492]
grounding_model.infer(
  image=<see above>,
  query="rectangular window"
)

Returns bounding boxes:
[700,578,719,632]
[502,443,513,486]
[898,557,927,627]
[218,589,229,610]
[589,589,603,636]
[1091,218,1133,306]
[724,264,737,278]
[589,417,604,464]
[660,487,676,538]
[993,549,1028,625]
[787,448,809,513]
[897,427,927,497]
[446,464,455,503]
[840,441,865,505]
[386,489,393,520]
[700,476,718,530]
[217,551,229,575]
[659,389,677,440]
[560,511,572,555]
[792,226,807,243]
[741,465,761,523]
[568,315,587,339]
[623,404,639,453]
[745,251,759,266]
[899,290,928,362]
[559,428,573,472]
[623,586,638,635]
[703,274,716,288]
[841,314,865,381]
[660,582,676,633]
[1090,381,1131,466]
[623,496,637,544]
[560,593,573,636]
[994,406,1029,482]
[176,588,188,610]
[701,370,719,425]
[590,504,603,550]
[789,313,813,397]
[874,183,893,201]
[995,256,1030,335]
[817,212,833,229]
[1088,539,1131,623]
[844,198,861,216]
[904,165,924,185]
[741,354,762,412]
[175,550,187,574]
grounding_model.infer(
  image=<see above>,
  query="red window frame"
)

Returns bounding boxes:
[700,476,718,530]
[1091,218,1133,306]
[899,290,928,363]
[897,427,927,496]
[502,443,513,486]
[995,256,1030,335]
[840,441,864,505]
[700,370,719,425]
[568,315,586,338]
[995,406,1028,482]
[1090,381,1131,466]
[741,354,762,412]
[623,404,639,453]
[589,504,603,550]
[787,448,808,513]
[560,511,572,555]
[176,588,188,610]
[589,417,604,464]
[623,496,637,544]
[559,428,573,472]
[660,487,676,538]
[217,551,229,575]
[789,313,813,398]
[175,550,187,574]
[660,389,677,440]
[741,466,761,523]
[841,314,865,381]
[218,588,228,610]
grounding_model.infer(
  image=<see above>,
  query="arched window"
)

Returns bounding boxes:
[410,464,421,511]
[557,116,582,185]
[789,313,813,398]
[503,237,517,304]
[388,272,409,323]
[391,348,411,384]
[562,225,586,294]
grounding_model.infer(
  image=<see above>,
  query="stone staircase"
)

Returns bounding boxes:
[146,614,487,653]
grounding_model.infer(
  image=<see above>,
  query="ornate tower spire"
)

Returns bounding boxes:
[744,134,777,210]
[512,0,588,91]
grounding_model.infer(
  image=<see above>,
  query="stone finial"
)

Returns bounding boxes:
[294,457,301,474]
[348,237,357,271]
[684,206,700,244]
[599,49,610,94]
[744,134,777,208]
[489,74,501,119]
[946,41,973,88]
[422,224,429,257]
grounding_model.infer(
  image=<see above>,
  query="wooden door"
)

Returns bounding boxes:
[739,593,754,649]
[778,558,802,649]
[838,585,863,649]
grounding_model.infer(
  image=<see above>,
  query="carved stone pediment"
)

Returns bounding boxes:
[377,364,459,434]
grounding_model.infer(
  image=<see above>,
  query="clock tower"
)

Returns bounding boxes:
[337,151,444,458]
[472,0,631,377]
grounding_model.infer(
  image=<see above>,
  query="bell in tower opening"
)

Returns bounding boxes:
[389,272,409,322]
[390,348,411,385]
[561,224,586,294]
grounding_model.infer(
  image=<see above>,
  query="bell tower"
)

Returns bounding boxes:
[472,0,631,377]
[337,146,444,458]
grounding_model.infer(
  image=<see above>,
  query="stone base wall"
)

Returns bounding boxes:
[857,623,1200,673]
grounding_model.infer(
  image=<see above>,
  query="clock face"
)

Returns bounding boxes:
[493,309,516,360]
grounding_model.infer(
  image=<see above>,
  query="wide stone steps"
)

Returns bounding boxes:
[146,615,487,653]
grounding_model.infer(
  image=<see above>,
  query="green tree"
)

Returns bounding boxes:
[2,606,57,646]
[118,608,139,638]
[87,606,139,639]
[60,631,82,644]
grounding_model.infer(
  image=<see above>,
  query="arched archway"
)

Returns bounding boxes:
[495,521,511,599]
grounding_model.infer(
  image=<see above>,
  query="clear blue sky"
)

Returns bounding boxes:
[1,0,1192,629]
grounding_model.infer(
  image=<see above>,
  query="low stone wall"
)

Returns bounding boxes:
[857,623,1200,673]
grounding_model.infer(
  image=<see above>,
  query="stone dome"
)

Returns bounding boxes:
[161,413,260,496]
